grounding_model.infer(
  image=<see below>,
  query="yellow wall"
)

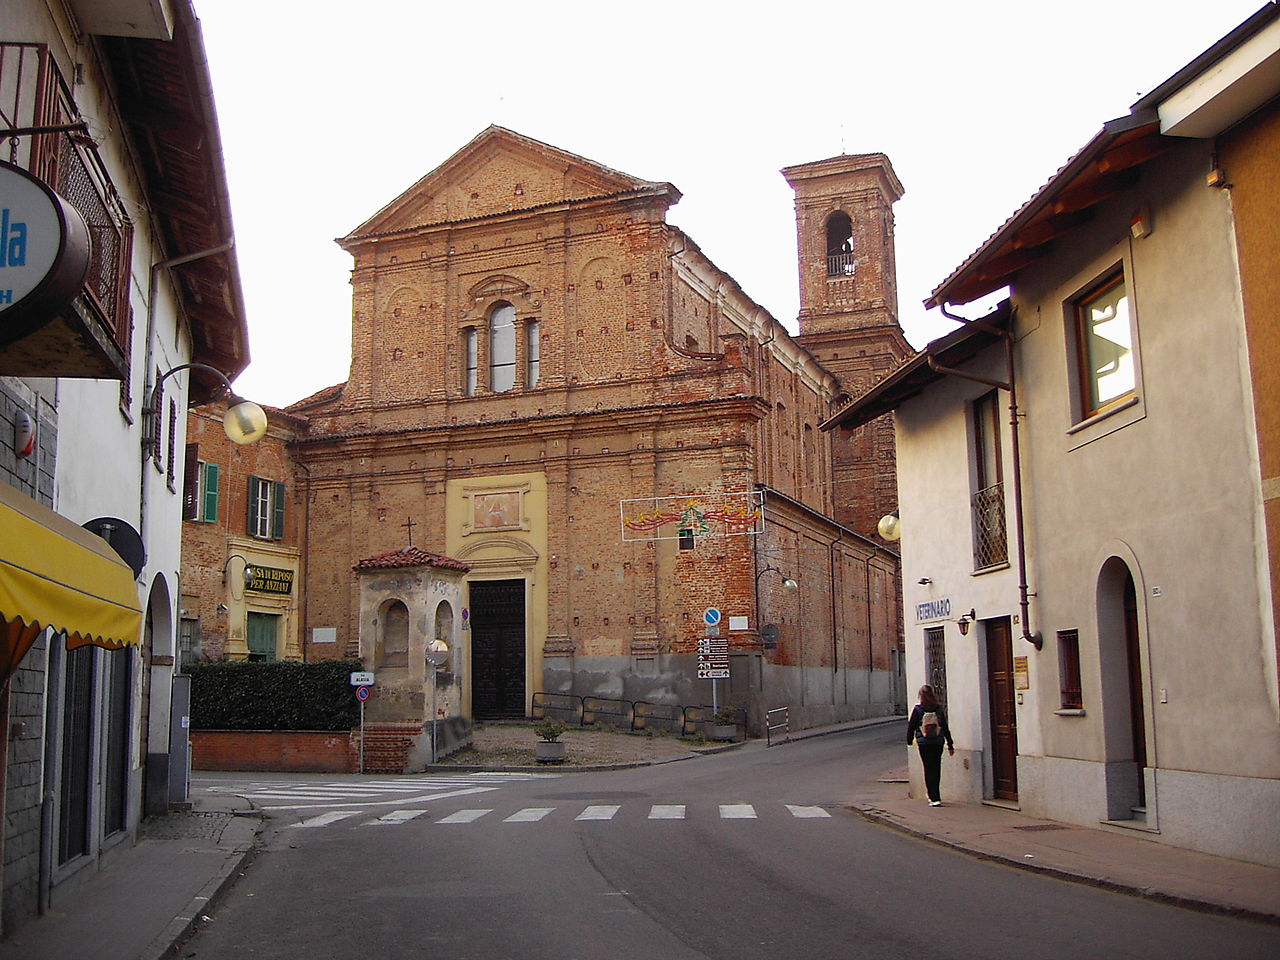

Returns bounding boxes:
[445,472,549,715]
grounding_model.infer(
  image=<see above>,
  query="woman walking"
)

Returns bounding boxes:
[907,684,954,806]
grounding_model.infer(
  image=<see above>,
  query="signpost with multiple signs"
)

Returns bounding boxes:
[350,671,374,773]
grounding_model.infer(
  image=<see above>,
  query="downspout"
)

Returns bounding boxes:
[937,304,1041,650]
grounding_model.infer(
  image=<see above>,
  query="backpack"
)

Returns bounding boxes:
[920,710,941,740]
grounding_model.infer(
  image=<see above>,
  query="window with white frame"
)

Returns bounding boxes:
[247,475,285,540]
[183,444,220,523]
[971,390,1007,568]
[464,327,478,396]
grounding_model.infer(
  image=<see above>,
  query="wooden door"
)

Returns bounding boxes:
[1123,574,1147,807]
[985,617,1019,801]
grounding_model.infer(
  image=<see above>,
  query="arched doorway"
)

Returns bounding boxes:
[1097,557,1149,820]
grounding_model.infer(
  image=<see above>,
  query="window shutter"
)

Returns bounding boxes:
[183,444,200,520]
[203,462,220,522]
[247,475,261,535]
[271,480,286,540]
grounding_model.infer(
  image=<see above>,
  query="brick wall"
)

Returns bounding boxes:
[190,729,358,773]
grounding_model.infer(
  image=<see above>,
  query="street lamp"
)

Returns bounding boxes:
[143,361,267,457]
[756,565,799,593]
[877,509,901,542]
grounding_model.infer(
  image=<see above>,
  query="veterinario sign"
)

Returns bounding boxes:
[914,598,952,623]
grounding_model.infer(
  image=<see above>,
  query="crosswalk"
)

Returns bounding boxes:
[286,802,834,830]
[197,773,558,811]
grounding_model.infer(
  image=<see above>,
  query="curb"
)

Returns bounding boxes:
[849,804,1280,927]
[145,814,263,960]
[426,738,748,774]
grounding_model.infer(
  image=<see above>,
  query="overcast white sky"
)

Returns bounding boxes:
[196,0,1266,409]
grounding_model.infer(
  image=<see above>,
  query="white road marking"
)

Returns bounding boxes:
[576,805,621,821]
[287,811,359,829]
[438,809,492,823]
[261,785,499,811]
[720,804,757,819]
[648,805,686,820]
[364,809,431,826]
[784,804,831,818]
[504,807,556,822]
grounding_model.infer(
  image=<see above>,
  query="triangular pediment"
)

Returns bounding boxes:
[344,126,677,241]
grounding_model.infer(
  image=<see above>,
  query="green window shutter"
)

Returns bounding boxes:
[271,480,286,540]
[203,463,220,523]
[247,475,261,536]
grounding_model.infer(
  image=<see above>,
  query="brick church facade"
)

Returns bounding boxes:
[185,127,909,745]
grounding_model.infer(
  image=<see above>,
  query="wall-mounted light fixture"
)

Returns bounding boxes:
[222,554,254,587]
[917,577,932,586]
[957,609,977,636]
[876,509,901,542]
[143,361,267,458]
[756,565,799,593]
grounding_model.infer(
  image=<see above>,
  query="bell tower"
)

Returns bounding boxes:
[782,153,911,536]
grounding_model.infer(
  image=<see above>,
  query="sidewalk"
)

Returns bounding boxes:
[785,721,1280,925]
[4,717,1275,959]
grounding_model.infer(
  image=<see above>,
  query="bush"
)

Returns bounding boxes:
[186,659,363,731]
[533,718,566,742]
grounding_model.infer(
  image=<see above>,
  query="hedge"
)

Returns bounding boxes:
[186,659,363,731]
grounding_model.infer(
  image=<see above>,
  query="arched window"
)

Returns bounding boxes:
[433,600,454,650]
[380,600,409,668]
[826,212,855,276]
[490,303,516,392]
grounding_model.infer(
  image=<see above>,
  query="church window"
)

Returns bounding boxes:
[464,327,478,396]
[490,302,517,392]
[526,319,540,388]
[826,212,855,276]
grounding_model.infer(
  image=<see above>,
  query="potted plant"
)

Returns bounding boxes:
[533,718,567,763]
[708,705,739,742]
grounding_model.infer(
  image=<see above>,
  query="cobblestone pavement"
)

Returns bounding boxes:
[433,722,727,768]
[142,810,237,842]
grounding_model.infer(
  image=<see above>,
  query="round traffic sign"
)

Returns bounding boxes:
[704,607,722,626]
[356,685,371,702]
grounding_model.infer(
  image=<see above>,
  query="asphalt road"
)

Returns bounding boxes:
[184,725,1277,959]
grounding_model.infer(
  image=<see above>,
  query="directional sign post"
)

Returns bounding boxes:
[350,672,374,773]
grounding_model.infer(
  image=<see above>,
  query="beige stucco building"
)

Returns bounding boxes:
[826,7,1280,866]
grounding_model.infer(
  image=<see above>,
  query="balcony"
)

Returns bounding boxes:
[826,252,856,277]
[0,43,133,381]
[972,482,1008,569]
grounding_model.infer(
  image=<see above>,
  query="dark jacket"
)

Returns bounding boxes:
[907,703,953,749]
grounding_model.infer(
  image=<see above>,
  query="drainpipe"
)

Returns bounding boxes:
[936,304,1041,650]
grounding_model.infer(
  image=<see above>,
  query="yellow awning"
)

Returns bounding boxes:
[0,483,143,678]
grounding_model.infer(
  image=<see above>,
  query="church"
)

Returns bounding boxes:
[184,126,909,760]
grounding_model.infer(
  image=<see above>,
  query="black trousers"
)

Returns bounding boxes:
[917,741,944,802]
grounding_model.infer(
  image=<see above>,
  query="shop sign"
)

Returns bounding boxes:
[0,160,90,344]
[914,597,952,623]
[246,564,295,594]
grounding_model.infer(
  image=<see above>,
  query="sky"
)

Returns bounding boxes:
[195,0,1268,409]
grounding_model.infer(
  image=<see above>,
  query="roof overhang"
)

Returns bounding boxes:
[97,1,251,400]
[820,303,1011,431]
[0,483,143,682]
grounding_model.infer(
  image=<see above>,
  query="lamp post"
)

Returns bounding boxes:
[426,638,450,763]
[877,509,901,542]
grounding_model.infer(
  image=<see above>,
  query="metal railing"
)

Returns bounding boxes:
[826,252,856,277]
[766,706,790,747]
[972,482,1009,568]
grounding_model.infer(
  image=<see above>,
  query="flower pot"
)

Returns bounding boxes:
[709,723,737,742]
[535,740,566,763]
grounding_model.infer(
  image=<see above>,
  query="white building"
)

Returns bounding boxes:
[825,5,1280,866]
[1,0,253,936]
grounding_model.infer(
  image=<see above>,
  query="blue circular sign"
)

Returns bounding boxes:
[356,685,371,702]
[704,608,722,626]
